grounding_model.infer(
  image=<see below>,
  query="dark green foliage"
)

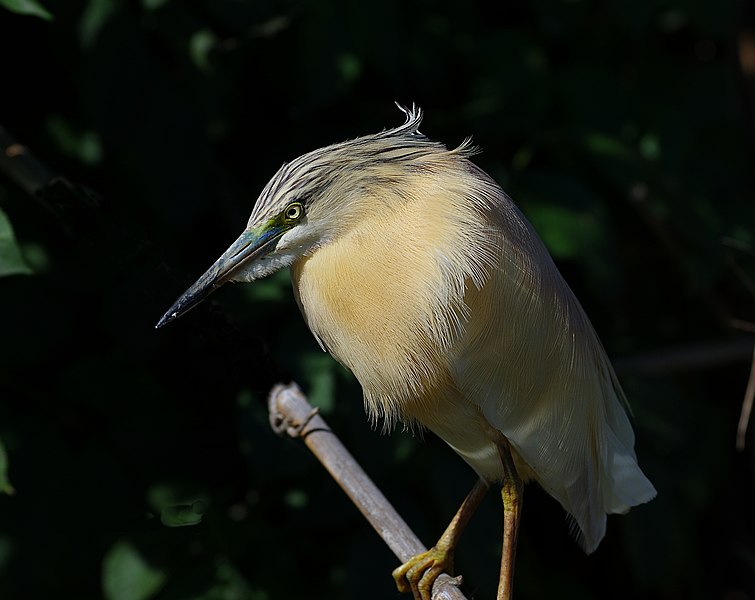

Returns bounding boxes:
[0,1,754,598]
[0,208,32,277]
[0,0,52,20]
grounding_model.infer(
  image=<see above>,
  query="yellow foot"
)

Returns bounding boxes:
[392,546,453,600]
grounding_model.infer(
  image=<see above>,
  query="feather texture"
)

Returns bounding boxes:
[286,110,655,553]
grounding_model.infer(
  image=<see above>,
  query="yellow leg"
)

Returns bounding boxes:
[393,478,489,600]
[496,439,523,600]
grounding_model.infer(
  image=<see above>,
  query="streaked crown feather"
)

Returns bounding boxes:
[246,104,478,227]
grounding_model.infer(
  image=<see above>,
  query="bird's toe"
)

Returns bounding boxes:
[392,547,454,600]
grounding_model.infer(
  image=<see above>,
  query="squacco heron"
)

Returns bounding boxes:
[157,105,656,599]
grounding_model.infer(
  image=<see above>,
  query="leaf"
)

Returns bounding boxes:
[45,115,103,165]
[197,560,263,600]
[102,541,167,600]
[0,0,53,20]
[146,483,208,527]
[0,535,13,572]
[189,29,218,71]
[159,500,207,527]
[300,352,336,413]
[0,438,14,496]
[0,208,32,277]
[524,202,602,260]
[141,0,169,10]
[79,0,119,49]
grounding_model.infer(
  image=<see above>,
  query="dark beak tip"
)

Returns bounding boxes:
[154,227,258,331]
[156,305,183,329]
[155,313,173,329]
[155,287,205,330]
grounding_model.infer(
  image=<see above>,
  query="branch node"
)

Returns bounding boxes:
[268,382,320,437]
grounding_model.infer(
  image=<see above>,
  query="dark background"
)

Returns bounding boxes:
[1,1,754,598]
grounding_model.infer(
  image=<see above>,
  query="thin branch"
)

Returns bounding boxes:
[0,125,101,233]
[267,382,468,600]
[731,319,755,335]
[736,345,755,450]
[0,126,57,196]
[725,253,755,300]
[612,337,754,375]
[721,236,755,258]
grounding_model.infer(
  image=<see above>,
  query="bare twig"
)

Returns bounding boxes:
[612,337,754,375]
[0,125,56,196]
[731,319,755,335]
[268,382,468,600]
[611,336,755,450]
[0,125,101,233]
[725,253,755,300]
[736,345,755,450]
[721,236,755,258]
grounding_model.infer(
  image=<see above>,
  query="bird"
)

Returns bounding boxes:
[157,104,656,600]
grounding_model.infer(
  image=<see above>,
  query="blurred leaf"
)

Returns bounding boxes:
[283,488,308,508]
[638,132,661,161]
[141,0,168,10]
[241,269,291,302]
[146,483,208,527]
[198,560,265,600]
[301,352,336,413]
[160,501,207,527]
[79,0,120,49]
[0,535,13,574]
[393,435,418,462]
[0,0,52,20]
[102,541,167,600]
[582,131,634,161]
[190,29,218,71]
[657,8,688,32]
[18,242,50,273]
[336,53,362,83]
[518,171,606,262]
[45,115,103,165]
[0,208,32,277]
[0,438,14,495]
[525,203,602,259]
[511,144,535,171]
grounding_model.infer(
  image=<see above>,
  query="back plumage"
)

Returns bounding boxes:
[450,162,656,552]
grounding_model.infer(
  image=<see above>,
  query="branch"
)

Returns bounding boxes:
[0,125,56,197]
[612,337,754,375]
[736,345,755,450]
[267,382,468,600]
[0,125,101,234]
[608,337,755,450]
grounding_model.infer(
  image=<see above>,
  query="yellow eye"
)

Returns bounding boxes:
[284,203,303,222]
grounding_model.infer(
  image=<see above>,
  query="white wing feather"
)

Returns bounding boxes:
[453,174,656,552]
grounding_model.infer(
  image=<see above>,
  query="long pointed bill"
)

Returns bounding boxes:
[155,226,282,329]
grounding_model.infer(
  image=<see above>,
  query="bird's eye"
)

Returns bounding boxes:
[284,202,304,222]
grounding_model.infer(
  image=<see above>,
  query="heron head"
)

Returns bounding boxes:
[156,104,473,328]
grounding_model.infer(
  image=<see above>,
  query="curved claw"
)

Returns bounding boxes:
[393,479,488,599]
[392,547,454,600]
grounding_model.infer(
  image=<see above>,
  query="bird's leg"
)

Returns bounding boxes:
[496,438,523,600]
[392,478,489,600]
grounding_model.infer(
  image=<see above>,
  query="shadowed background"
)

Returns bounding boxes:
[0,1,754,598]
